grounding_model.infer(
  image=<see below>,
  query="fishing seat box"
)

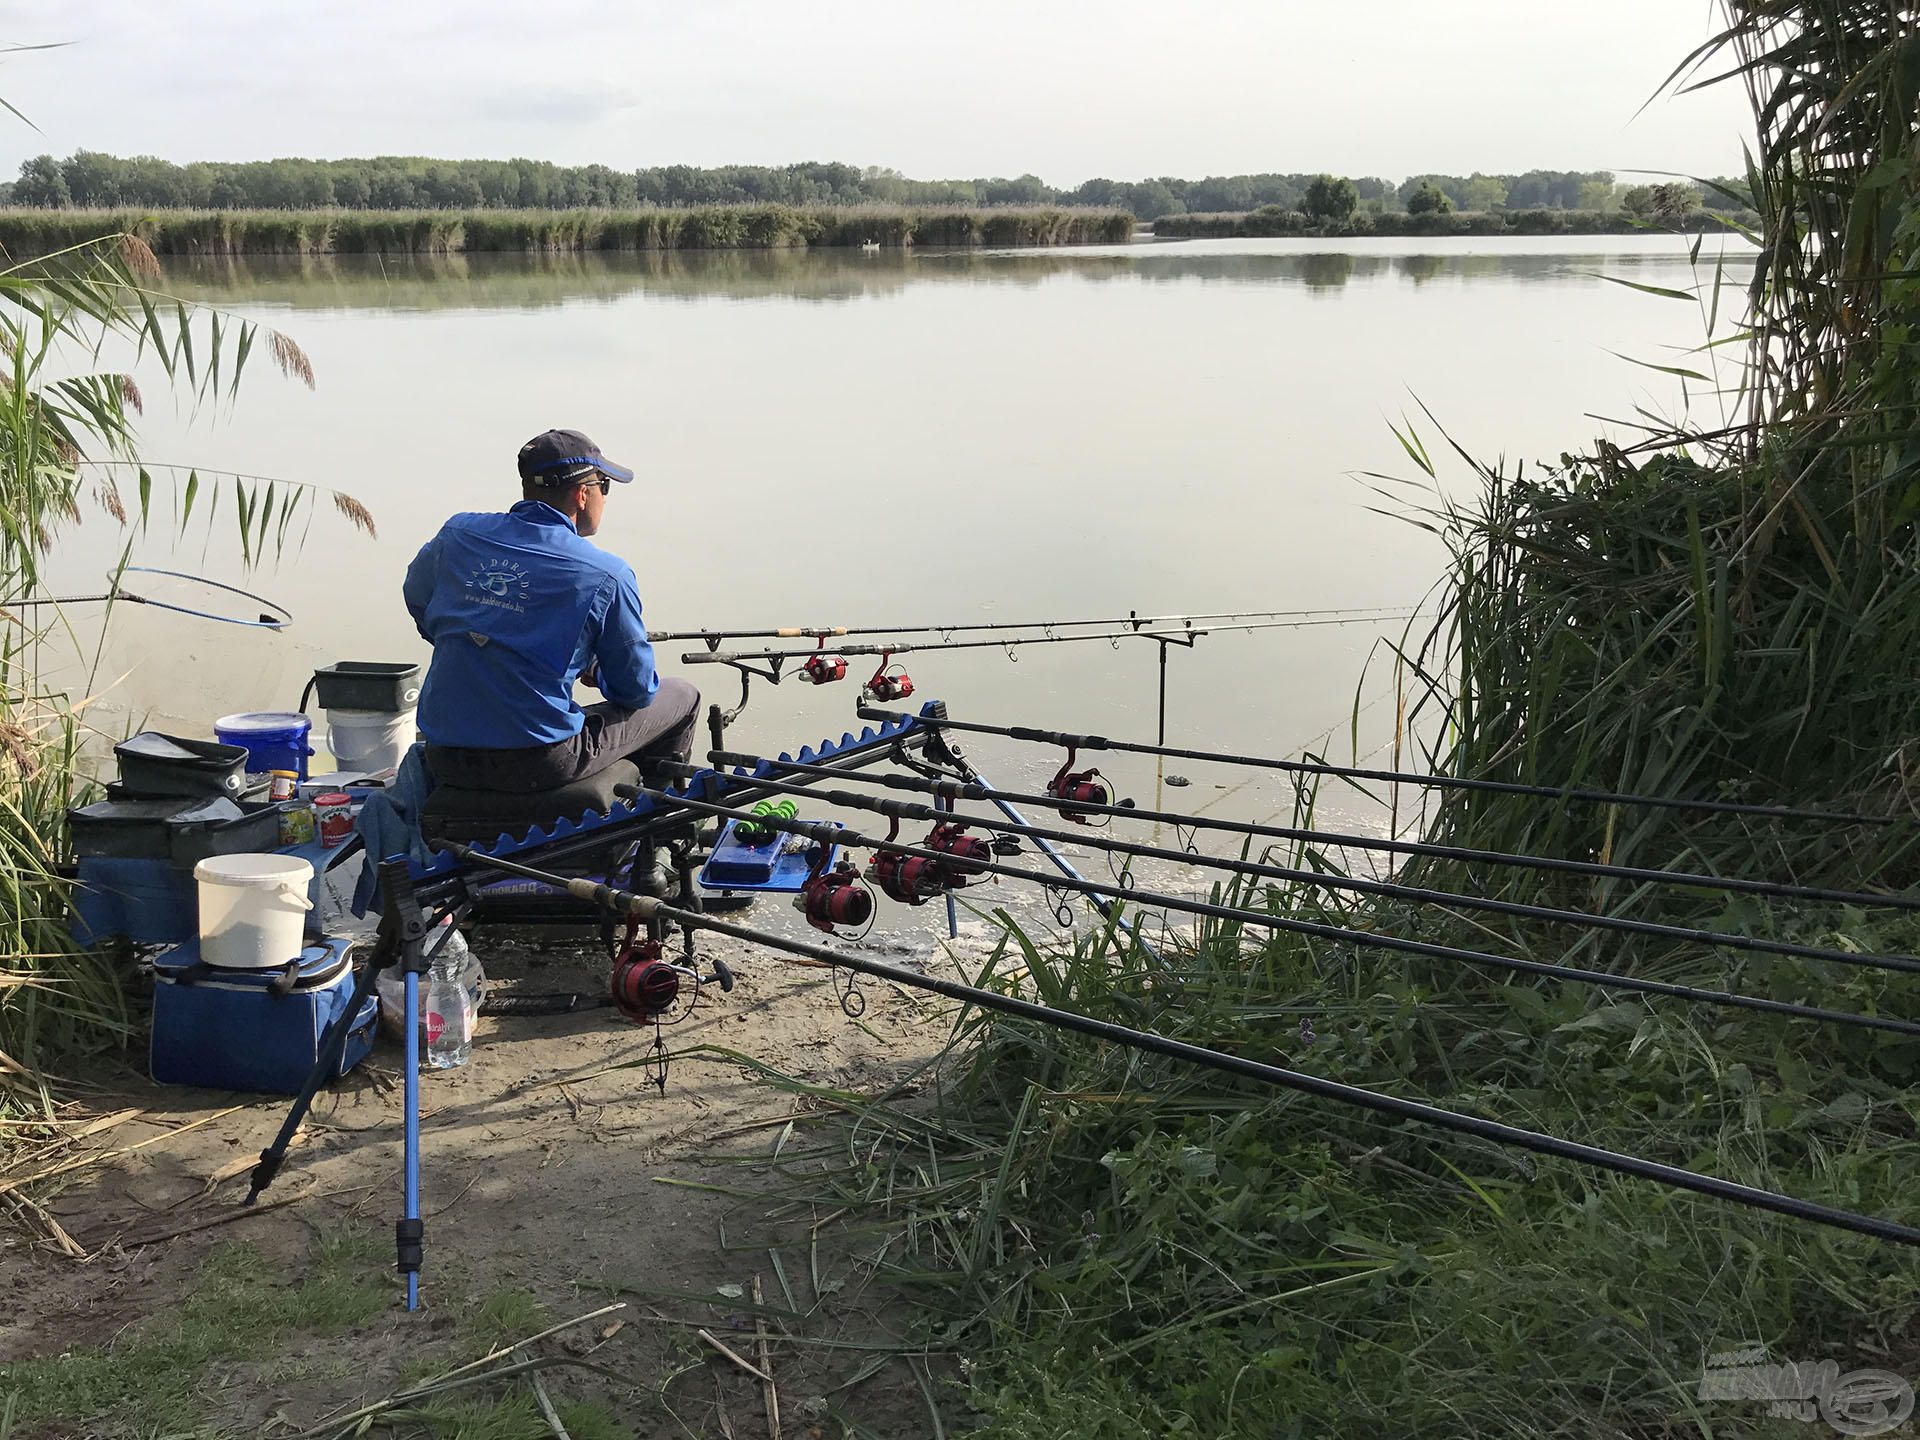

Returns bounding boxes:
[150,936,376,1095]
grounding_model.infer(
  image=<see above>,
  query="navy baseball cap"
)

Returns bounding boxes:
[516,428,633,485]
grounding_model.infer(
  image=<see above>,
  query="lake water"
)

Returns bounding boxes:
[43,234,1746,858]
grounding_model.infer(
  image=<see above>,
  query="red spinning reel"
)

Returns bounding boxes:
[1047,746,1110,825]
[611,934,682,1023]
[796,852,875,934]
[799,637,849,685]
[868,820,990,904]
[867,849,951,905]
[862,651,914,704]
[925,820,991,877]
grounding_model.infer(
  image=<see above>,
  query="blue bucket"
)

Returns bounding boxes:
[214,711,314,779]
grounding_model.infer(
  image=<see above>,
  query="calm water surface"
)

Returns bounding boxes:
[46,235,1747,846]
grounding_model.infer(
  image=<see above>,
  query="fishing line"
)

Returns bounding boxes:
[628,784,1920,1039]
[713,748,1920,914]
[433,841,1920,1248]
[687,764,1920,977]
[7,567,292,629]
[864,706,1901,828]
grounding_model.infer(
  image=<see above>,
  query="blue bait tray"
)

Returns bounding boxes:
[700,819,840,893]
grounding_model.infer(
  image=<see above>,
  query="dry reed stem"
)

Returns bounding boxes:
[0,1105,240,1196]
[516,1348,575,1440]
[752,1273,781,1440]
[698,1328,774,1383]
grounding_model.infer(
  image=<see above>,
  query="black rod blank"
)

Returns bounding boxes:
[711,749,1920,915]
[690,762,1920,977]
[433,841,1920,1247]
[628,785,1920,1039]
[683,614,1410,665]
[861,706,1904,828]
[650,605,1405,644]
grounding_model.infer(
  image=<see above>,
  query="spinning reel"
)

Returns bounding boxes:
[1047,745,1112,825]
[799,637,849,685]
[862,651,915,704]
[867,819,991,904]
[796,847,876,934]
[608,917,734,1025]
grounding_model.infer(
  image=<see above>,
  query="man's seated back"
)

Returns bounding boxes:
[402,427,699,795]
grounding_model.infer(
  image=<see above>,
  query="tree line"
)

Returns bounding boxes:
[4,152,1753,221]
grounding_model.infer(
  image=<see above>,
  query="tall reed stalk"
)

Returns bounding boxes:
[0,230,358,1115]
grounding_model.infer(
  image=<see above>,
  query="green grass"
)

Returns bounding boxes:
[384,1393,629,1440]
[0,205,1136,257]
[463,1286,547,1347]
[0,1233,388,1435]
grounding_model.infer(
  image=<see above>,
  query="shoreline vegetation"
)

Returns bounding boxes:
[0,205,1134,256]
[0,203,1761,258]
[1154,204,1759,238]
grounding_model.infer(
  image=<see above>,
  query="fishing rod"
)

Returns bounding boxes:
[653,605,1408,646]
[713,748,1920,914]
[625,784,1920,1039]
[683,614,1413,668]
[5,567,292,630]
[863,706,1902,828]
[685,760,1920,977]
[434,840,1920,1247]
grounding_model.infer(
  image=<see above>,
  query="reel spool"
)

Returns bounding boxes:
[796,856,875,933]
[610,936,683,1023]
[1047,746,1111,825]
[799,638,848,685]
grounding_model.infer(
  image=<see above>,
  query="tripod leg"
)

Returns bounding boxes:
[245,926,393,1206]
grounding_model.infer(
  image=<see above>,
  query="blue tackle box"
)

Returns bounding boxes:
[150,936,377,1095]
[699,819,841,893]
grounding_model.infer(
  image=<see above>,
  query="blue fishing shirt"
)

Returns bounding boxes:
[402,499,659,749]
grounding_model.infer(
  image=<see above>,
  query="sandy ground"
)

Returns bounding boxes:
[0,912,1006,1438]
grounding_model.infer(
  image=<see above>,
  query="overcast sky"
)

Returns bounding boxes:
[0,1,1748,184]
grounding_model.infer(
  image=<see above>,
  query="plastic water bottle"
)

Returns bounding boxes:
[424,926,483,1069]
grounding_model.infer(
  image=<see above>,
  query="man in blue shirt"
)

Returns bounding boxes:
[403,428,699,793]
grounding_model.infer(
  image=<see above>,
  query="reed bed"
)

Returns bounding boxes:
[1155,206,1755,238]
[0,205,1134,257]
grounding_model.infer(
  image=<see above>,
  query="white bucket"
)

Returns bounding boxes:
[325,707,417,774]
[194,853,314,969]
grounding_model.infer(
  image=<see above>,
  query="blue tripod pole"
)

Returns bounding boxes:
[376,856,430,1312]
[402,966,422,1311]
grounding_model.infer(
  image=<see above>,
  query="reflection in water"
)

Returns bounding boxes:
[160,239,1746,311]
[1398,254,1447,285]
[1298,254,1357,291]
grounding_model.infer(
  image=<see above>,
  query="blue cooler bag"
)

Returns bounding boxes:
[151,936,376,1094]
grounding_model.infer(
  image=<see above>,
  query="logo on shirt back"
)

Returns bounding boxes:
[464,557,531,613]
